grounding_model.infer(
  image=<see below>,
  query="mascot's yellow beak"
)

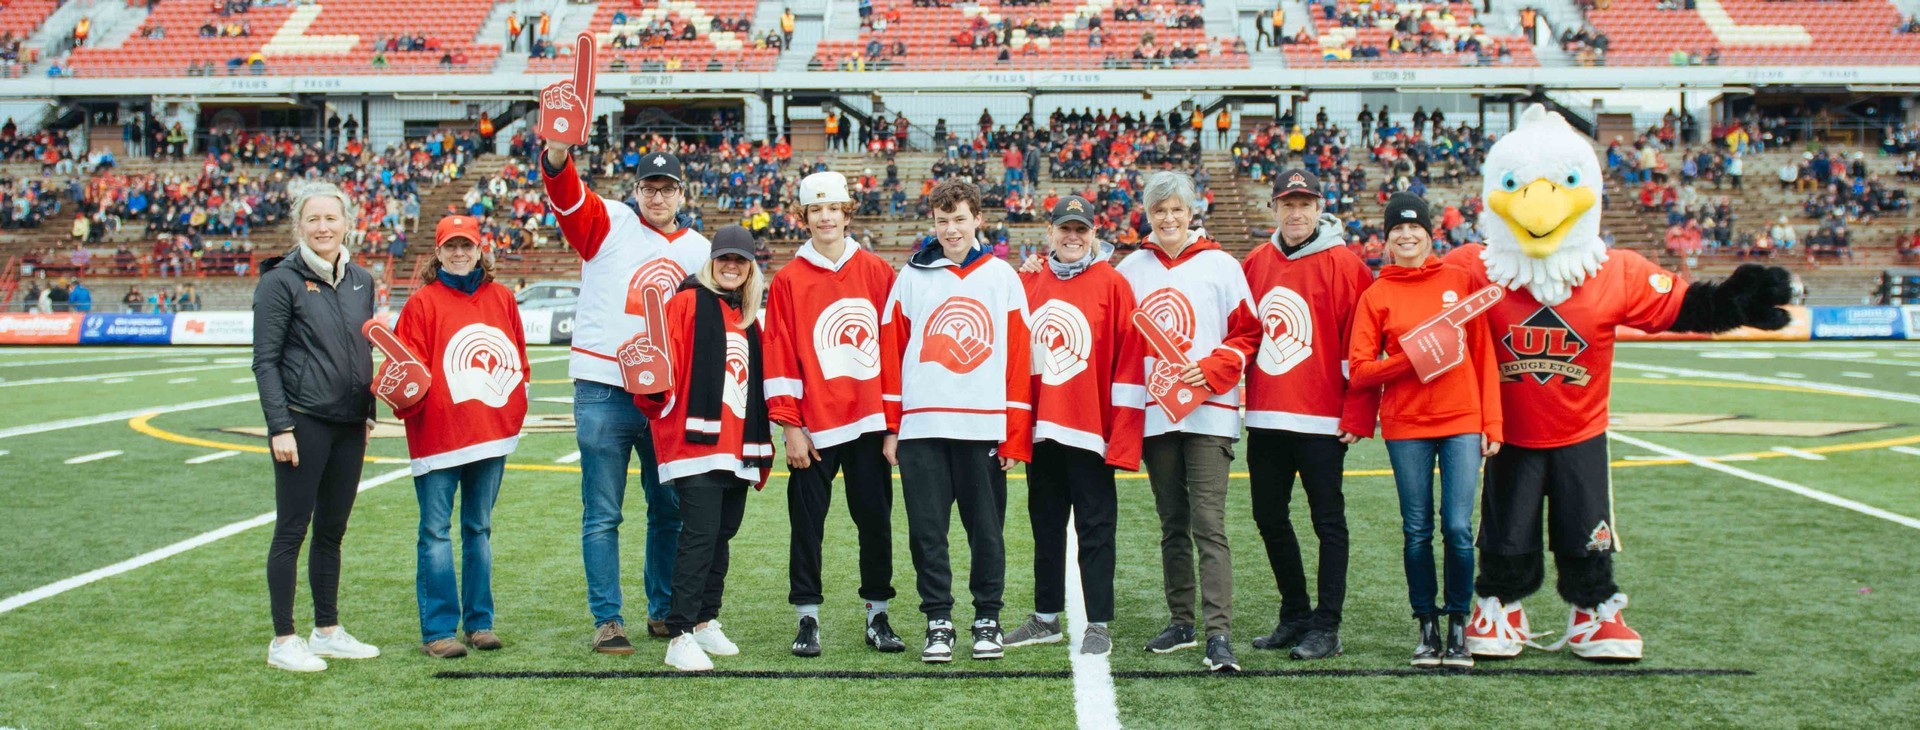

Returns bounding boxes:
[1488,179,1596,259]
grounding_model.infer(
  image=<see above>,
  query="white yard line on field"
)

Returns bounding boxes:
[63,451,123,464]
[0,363,245,389]
[167,378,198,384]
[1610,433,1920,531]
[185,450,242,464]
[1889,446,1920,458]
[555,450,582,464]
[101,378,131,384]
[1769,446,1826,461]
[0,394,258,441]
[1840,372,1875,379]
[0,468,411,616]
[0,353,187,368]
[1065,514,1121,730]
[1615,362,1920,406]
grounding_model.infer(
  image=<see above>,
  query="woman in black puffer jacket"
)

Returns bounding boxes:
[251,180,381,672]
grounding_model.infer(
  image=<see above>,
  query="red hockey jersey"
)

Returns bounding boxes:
[1444,244,1686,449]
[1112,233,1262,440]
[1022,253,1146,471]
[763,237,896,449]
[881,245,1035,462]
[1242,230,1380,437]
[391,279,530,477]
[635,288,772,485]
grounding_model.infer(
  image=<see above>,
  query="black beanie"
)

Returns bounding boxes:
[1382,192,1432,234]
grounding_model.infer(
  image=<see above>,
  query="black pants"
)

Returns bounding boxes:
[899,438,1006,622]
[787,431,896,606]
[666,472,749,636]
[1246,428,1350,631]
[1026,441,1117,623]
[267,411,367,636]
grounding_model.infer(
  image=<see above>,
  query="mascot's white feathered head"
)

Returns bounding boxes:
[1478,104,1607,306]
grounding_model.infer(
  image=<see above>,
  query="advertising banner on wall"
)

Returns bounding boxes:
[171,312,255,345]
[80,313,175,344]
[1809,306,1906,340]
[0,313,84,344]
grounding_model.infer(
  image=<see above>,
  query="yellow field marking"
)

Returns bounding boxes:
[1615,377,1876,398]
[129,376,1920,479]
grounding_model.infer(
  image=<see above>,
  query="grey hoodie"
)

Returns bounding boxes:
[1269,213,1348,260]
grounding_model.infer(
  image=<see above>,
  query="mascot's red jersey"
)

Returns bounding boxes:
[1445,244,1686,449]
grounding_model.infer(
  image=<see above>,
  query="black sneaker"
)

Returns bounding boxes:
[1443,613,1474,668]
[1412,615,1443,668]
[1203,635,1240,672]
[1143,623,1199,654]
[922,620,956,663]
[791,616,822,657]
[1251,618,1310,650]
[866,612,906,653]
[1290,628,1343,660]
[970,618,1004,660]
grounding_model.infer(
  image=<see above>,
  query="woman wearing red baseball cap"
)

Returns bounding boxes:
[387,214,530,659]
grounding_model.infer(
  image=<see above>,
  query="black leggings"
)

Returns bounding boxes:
[267,411,367,637]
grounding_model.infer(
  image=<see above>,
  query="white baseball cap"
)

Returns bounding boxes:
[799,171,851,206]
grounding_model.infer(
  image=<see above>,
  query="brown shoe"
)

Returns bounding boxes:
[648,619,670,638]
[421,638,468,658]
[593,622,635,655]
[465,630,503,651]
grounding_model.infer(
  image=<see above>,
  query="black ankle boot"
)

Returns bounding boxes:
[1443,612,1474,668]
[1412,615,1442,667]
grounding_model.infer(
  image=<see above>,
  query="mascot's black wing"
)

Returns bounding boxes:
[1667,264,1795,333]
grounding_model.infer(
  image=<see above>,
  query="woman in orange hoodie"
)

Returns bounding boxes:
[1348,193,1503,670]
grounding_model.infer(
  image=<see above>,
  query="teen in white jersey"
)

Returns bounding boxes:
[543,138,711,653]
[880,180,1034,664]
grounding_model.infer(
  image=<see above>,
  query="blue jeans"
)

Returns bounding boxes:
[1385,434,1480,617]
[414,455,504,643]
[575,379,680,627]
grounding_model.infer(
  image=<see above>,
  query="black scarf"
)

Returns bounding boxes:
[679,276,771,474]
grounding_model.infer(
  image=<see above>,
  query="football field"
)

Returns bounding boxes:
[0,342,1916,728]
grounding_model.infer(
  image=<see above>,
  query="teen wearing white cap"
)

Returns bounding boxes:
[764,170,906,656]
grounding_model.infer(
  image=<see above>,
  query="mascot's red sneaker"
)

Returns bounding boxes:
[1466,596,1548,658]
[1551,593,1643,662]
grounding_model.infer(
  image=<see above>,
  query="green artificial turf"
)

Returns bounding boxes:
[0,343,1916,728]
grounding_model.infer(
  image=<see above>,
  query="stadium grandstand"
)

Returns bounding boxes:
[1,0,1917,314]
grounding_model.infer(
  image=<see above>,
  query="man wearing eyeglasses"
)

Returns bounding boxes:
[543,137,713,655]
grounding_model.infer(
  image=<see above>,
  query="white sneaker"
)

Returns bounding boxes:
[308,626,381,659]
[665,633,714,671]
[693,620,740,657]
[267,636,327,672]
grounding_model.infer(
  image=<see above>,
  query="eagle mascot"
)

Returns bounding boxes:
[1441,104,1793,661]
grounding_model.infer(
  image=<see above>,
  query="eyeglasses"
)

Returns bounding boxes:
[639,186,683,199]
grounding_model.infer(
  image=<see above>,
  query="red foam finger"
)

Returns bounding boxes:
[573,31,598,101]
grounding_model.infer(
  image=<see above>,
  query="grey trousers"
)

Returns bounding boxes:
[1142,432,1236,637]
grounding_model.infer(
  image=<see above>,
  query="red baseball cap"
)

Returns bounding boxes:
[435,215,483,250]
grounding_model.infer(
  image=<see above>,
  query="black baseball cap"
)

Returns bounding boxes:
[1272,168,1322,200]
[1050,195,1095,228]
[637,151,684,182]
[1382,192,1432,233]
[709,224,757,260]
